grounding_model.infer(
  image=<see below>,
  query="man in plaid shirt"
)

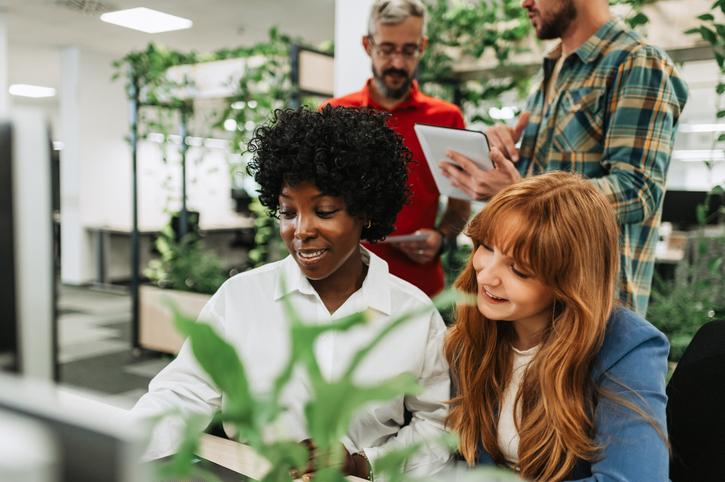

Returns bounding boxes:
[441,0,688,315]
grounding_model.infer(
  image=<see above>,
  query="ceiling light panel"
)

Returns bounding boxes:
[9,84,57,98]
[100,7,193,34]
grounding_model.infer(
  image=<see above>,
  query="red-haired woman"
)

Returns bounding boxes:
[445,172,669,481]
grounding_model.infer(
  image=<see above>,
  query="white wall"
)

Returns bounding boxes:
[334,0,373,96]
[0,15,8,118]
[56,46,250,284]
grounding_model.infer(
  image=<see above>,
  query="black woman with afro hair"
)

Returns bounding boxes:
[132,105,452,480]
[247,104,410,244]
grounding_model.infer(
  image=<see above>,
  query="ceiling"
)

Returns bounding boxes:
[0,0,335,55]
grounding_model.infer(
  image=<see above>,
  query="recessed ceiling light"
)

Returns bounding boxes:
[100,7,192,33]
[9,84,56,98]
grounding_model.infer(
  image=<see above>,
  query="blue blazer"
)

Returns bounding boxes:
[475,307,670,481]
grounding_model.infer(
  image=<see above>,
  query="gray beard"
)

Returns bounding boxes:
[372,69,414,100]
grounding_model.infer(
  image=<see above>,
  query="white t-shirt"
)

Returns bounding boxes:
[496,344,539,467]
[132,247,451,476]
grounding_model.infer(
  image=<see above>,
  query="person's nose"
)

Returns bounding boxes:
[294,213,317,240]
[389,53,407,69]
[521,0,533,9]
[476,259,502,288]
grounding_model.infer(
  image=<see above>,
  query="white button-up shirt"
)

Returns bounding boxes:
[132,247,451,476]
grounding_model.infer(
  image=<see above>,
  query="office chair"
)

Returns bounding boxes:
[667,319,725,481]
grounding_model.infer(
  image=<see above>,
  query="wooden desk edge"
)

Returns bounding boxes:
[198,434,368,482]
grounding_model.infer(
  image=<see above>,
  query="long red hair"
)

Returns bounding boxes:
[445,172,620,480]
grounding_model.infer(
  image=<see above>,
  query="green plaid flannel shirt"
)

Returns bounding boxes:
[518,19,688,316]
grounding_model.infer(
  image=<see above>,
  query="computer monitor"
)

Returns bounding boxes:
[0,121,17,371]
[661,189,723,230]
[0,108,56,379]
[0,372,151,482]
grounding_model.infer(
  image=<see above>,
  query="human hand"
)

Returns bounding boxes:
[293,440,369,480]
[485,111,530,162]
[291,438,316,479]
[395,228,443,264]
[440,147,521,200]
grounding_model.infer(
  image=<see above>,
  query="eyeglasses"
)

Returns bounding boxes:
[368,36,423,60]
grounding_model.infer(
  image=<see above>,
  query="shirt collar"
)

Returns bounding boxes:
[545,18,624,64]
[273,246,392,315]
[273,254,316,300]
[361,78,422,112]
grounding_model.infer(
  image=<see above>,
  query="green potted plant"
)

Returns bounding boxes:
[140,216,228,354]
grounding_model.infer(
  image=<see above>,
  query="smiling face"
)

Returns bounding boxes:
[521,0,577,40]
[471,217,556,336]
[278,182,364,284]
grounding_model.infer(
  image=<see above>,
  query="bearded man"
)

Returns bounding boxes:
[439,0,688,316]
[326,0,470,298]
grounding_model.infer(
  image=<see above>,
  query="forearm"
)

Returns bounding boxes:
[588,161,666,225]
[438,199,471,238]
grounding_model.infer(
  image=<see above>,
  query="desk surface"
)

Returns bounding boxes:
[198,434,368,482]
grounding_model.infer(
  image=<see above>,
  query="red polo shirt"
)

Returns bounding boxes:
[326,80,465,296]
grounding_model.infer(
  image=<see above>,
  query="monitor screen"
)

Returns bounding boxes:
[0,108,57,379]
[661,189,723,230]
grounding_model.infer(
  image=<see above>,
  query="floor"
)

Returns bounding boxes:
[57,284,171,409]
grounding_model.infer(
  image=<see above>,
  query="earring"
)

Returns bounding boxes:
[365,220,372,229]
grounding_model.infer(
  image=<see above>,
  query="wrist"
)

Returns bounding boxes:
[434,227,451,256]
[354,451,373,480]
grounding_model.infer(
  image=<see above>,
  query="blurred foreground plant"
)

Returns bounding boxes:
[152,287,516,482]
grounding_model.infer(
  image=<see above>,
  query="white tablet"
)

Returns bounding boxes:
[414,123,493,200]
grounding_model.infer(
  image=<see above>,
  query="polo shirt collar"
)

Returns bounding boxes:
[273,246,392,315]
[544,18,623,64]
[361,78,422,112]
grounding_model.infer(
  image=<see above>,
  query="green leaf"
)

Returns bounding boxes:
[698,13,715,21]
[697,204,708,225]
[311,467,347,482]
[628,12,649,27]
[700,25,717,43]
[304,373,421,449]
[172,308,254,420]
[708,257,723,272]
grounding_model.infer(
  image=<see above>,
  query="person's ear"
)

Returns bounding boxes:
[420,36,429,53]
[362,35,372,57]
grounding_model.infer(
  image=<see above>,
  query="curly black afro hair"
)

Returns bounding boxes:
[246,105,411,242]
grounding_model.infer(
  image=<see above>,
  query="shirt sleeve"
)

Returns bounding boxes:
[361,311,452,478]
[589,46,687,225]
[569,329,670,481]
[130,296,225,460]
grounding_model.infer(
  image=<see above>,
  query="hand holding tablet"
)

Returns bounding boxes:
[414,123,493,201]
